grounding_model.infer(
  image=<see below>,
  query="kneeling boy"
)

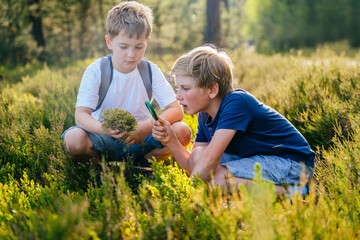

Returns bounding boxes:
[152,45,315,194]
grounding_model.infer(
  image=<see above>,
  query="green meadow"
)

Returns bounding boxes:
[1,46,360,239]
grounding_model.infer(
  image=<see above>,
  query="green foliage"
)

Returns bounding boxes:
[2,48,360,238]
[0,59,86,184]
[235,49,360,150]
[0,173,98,239]
[243,0,360,52]
[2,0,360,68]
[100,108,138,133]
[182,113,198,141]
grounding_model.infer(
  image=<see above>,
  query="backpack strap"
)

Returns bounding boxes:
[94,56,153,112]
[138,59,153,101]
[94,54,113,112]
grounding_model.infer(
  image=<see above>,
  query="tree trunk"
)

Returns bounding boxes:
[98,0,107,55]
[65,6,72,59]
[28,0,46,60]
[204,0,221,47]
[28,0,45,47]
[79,0,90,58]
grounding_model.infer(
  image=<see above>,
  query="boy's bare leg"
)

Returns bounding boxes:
[144,121,191,161]
[188,145,207,172]
[188,147,287,195]
[213,166,288,196]
[63,128,100,164]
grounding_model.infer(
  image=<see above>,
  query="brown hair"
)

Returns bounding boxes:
[171,45,234,99]
[106,1,153,39]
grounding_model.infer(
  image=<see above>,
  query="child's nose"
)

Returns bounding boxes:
[128,49,135,57]
[176,91,182,100]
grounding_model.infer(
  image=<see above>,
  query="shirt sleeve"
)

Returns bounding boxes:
[150,63,177,109]
[76,59,101,110]
[216,95,253,133]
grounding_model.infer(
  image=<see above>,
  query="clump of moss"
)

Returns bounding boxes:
[100,108,138,133]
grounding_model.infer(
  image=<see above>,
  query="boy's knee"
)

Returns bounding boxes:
[63,128,92,156]
[189,146,206,170]
[171,121,191,147]
[213,166,230,189]
[190,146,206,158]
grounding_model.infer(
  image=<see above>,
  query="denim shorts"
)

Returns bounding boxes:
[220,153,314,185]
[62,126,163,167]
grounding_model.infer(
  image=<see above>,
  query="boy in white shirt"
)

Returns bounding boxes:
[62,1,191,168]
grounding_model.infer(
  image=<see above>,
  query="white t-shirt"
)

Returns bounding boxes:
[76,58,176,122]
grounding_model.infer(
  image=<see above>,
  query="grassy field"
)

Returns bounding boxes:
[1,47,360,239]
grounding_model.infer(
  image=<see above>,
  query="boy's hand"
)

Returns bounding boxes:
[101,121,152,145]
[101,121,127,139]
[151,116,174,145]
[122,121,150,145]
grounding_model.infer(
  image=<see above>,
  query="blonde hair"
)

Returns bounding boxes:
[171,45,234,99]
[107,1,153,39]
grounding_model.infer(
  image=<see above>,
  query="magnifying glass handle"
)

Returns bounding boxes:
[145,101,162,125]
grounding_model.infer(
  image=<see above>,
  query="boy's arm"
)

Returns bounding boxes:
[152,116,192,172]
[152,117,236,177]
[190,129,236,181]
[122,100,184,145]
[75,107,126,139]
[75,107,102,134]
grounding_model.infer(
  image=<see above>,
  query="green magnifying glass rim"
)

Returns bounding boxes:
[145,101,158,121]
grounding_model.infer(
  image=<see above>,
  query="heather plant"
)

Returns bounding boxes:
[0,59,89,181]
[236,50,360,150]
[1,48,360,239]
[100,108,138,133]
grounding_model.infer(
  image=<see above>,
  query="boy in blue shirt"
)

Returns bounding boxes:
[62,1,191,167]
[152,45,315,194]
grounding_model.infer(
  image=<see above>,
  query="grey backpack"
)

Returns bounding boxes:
[93,54,153,112]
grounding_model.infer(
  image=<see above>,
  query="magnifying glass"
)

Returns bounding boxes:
[145,101,158,121]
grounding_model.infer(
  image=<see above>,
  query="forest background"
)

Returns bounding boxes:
[2,0,360,69]
[1,0,360,239]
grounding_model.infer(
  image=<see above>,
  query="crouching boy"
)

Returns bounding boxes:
[62,1,191,168]
[151,45,315,194]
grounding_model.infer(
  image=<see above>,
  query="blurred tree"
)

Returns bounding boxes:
[222,0,244,50]
[28,0,46,60]
[349,0,360,47]
[4,0,360,67]
[28,0,45,47]
[145,0,204,54]
[0,0,32,65]
[243,0,360,52]
[203,0,228,47]
[77,0,91,58]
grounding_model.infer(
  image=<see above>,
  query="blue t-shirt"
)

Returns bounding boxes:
[195,89,315,167]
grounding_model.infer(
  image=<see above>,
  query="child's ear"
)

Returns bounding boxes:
[105,35,113,50]
[209,83,219,99]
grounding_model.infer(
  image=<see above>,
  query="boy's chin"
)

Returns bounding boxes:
[184,110,195,116]
[117,64,137,74]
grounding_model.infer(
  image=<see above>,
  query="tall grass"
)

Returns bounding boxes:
[1,48,360,239]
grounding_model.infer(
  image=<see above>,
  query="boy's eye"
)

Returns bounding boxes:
[136,46,143,50]
[176,86,189,91]
[120,46,127,49]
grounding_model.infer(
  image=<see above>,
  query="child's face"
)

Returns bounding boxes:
[175,76,211,115]
[105,31,150,73]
